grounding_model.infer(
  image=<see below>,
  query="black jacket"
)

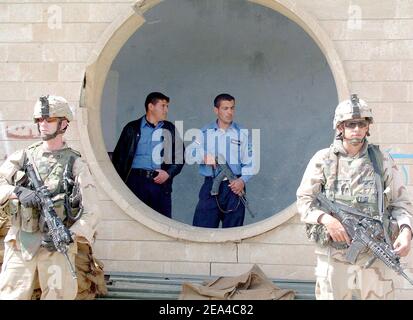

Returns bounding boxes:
[111,116,184,192]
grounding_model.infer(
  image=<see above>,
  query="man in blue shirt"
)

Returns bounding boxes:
[186,93,254,228]
[112,92,184,218]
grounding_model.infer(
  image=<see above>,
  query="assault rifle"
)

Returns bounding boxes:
[210,156,255,218]
[316,193,413,286]
[26,163,77,279]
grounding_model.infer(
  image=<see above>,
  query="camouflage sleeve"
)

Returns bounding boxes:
[0,149,26,205]
[383,151,413,229]
[296,149,329,224]
[69,157,100,245]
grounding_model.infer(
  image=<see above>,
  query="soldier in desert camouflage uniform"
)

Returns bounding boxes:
[0,95,99,300]
[296,94,413,299]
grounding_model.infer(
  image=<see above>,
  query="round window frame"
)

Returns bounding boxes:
[77,0,349,243]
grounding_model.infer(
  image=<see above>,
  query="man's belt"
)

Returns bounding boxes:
[132,168,159,179]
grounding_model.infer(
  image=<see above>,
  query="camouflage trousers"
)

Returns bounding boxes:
[0,240,77,300]
[315,249,395,300]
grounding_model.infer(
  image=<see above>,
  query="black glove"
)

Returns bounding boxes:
[41,234,57,252]
[14,186,42,209]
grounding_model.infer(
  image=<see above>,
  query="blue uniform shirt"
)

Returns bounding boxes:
[131,117,164,170]
[186,121,254,183]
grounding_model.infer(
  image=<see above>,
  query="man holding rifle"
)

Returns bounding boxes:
[0,95,99,299]
[185,93,255,228]
[296,94,413,299]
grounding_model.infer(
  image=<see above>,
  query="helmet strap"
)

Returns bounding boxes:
[342,127,367,146]
[37,118,67,141]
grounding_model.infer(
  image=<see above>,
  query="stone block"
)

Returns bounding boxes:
[296,0,404,19]
[42,43,94,62]
[0,24,32,42]
[402,62,413,81]
[396,0,413,18]
[335,40,413,60]
[0,101,33,121]
[0,63,20,81]
[369,103,413,123]
[368,102,393,123]
[0,45,7,61]
[0,82,26,101]
[101,259,211,276]
[244,223,309,245]
[94,240,238,262]
[32,23,108,43]
[8,4,43,23]
[345,61,402,82]
[211,263,316,281]
[6,44,42,62]
[238,243,316,266]
[88,3,130,22]
[350,82,410,102]
[408,124,413,144]
[0,4,9,23]
[322,20,413,41]
[19,63,58,82]
[24,82,82,101]
[96,220,171,241]
[321,20,383,41]
[58,4,90,23]
[58,63,86,82]
[372,123,409,144]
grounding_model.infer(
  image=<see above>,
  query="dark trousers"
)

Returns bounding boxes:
[126,170,172,218]
[193,177,245,228]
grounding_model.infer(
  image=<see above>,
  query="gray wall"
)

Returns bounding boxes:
[101,0,338,225]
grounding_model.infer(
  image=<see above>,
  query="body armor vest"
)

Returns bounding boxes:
[8,142,81,233]
[306,143,386,248]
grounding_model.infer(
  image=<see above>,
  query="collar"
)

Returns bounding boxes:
[143,116,163,129]
[332,139,369,158]
[212,120,238,132]
[40,141,70,153]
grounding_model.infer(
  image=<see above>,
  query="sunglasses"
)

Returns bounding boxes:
[35,117,59,124]
[343,120,369,129]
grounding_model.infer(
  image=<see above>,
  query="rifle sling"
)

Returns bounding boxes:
[367,145,392,245]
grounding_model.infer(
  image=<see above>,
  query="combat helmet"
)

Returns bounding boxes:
[33,95,73,122]
[333,94,373,129]
[33,95,73,140]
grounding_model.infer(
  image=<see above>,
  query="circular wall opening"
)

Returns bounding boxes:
[79,0,349,242]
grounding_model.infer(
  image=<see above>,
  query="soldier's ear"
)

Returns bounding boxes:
[61,119,69,130]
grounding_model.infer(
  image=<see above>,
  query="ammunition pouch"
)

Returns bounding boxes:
[6,199,40,233]
[305,223,349,250]
[5,193,80,234]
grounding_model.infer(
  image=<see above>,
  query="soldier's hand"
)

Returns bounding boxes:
[393,226,412,257]
[229,178,245,196]
[204,154,216,168]
[319,214,351,245]
[153,170,170,184]
[14,186,42,209]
